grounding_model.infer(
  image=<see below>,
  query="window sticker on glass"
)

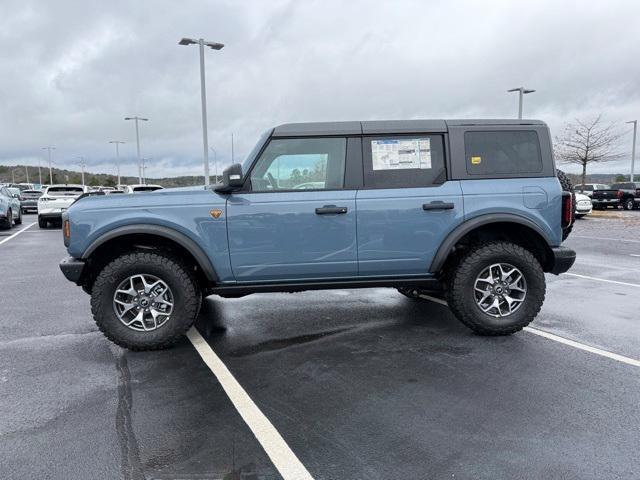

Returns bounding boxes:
[371,138,432,170]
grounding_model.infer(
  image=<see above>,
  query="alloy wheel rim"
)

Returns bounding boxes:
[473,263,527,318]
[112,274,174,332]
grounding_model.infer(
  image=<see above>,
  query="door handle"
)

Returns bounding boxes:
[423,201,455,211]
[315,205,348,215]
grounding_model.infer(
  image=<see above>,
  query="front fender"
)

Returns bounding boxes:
[82,223,219,281]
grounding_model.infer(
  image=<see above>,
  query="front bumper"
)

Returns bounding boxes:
[592,198,619,206]
[60,256,86,283]
[549,246,576,275]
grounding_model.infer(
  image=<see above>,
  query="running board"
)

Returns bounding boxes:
[211,277,442,297]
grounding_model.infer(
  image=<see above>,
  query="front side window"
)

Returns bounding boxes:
[250,137,346,191]
[464,130,542,175]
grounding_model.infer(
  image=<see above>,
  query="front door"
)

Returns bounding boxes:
[227,136,357,282]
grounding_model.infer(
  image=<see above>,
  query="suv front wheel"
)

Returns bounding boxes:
[90,251,202,350]
[446,241,545,335]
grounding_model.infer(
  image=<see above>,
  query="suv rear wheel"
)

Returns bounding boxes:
[623,198,635,210]
[90,251,202,350]
[446,241,545,335]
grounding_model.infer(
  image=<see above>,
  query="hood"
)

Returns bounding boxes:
[68,185,223,213]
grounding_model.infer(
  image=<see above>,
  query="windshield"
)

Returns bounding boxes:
[242,129,272,175]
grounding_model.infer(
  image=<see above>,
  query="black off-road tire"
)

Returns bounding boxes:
[446,241,546,336]
[38,216,47,228]
[14,209,22,225]
[556,169,574,241]
[90,251,202,350]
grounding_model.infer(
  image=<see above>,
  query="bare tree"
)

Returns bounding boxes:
[555,115,623,187]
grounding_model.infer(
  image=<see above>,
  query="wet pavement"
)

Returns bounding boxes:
[0,212,638,479]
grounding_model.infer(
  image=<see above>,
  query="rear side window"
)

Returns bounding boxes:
[363,134,446,188]
[464,131,542,176]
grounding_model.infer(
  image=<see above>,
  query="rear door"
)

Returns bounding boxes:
[226,136,358,281]
[356,133,463,276]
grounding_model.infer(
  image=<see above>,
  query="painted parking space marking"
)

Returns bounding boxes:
[572,235,640,244]
[187,328,314,480]
[563,272,640,289]
[417,293,640,368]
[0,222,36,246]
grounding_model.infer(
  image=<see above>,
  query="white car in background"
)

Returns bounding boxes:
[574,192,593,218]
[123,184,164,193]
[37,184,87,228]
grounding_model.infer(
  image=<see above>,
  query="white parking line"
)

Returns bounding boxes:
[187,328,314,480]
[523,327,640,367]
[630,254,640,258]
[417,293,640,367]
[563,272,640,289]
[572,235,640,244]
[0,222,36,246]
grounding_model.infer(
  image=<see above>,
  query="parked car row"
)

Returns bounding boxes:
[0,182,165,229]
[575,182,640,210]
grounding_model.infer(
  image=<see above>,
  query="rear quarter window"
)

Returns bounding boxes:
[464,131,542,176]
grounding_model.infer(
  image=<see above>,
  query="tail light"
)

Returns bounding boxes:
[617,190,624,198]
[561,192,573,228]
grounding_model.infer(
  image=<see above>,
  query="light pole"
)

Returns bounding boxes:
[37,159,42,185]
[109,140,125,186]
[141,158,151,184]
[124,116,148,184]
[209,147,218,182]
[626,120,637,182]
[507,87,535,119]
[42,146,55,184]
[78,157,86,186]
[179,37,224,186]
[25,165,29,184]
[11,168,16,184]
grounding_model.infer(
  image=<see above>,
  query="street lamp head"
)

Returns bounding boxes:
[179,38,198,45]
[507,87,522,92]
[523,89,536,94]
[205,42,224,50]
[626,120,637,124]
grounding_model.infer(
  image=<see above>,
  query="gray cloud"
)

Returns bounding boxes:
[1,0,639,178]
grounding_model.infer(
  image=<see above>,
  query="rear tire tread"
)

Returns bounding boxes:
[446,241,545,336]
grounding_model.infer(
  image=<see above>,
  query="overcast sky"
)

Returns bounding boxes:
[1,0,639,179]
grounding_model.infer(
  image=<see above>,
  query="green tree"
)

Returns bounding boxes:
[615,174,628,182]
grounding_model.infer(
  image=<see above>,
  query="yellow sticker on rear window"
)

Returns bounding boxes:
[471,156,482,165]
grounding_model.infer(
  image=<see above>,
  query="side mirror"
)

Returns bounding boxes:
[13,193,20,199]
[215,163,244,193]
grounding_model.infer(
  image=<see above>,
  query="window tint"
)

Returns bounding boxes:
[47,186,84,194]
[464,131,542,176]
[250,137,346,191]
[363,135,445,188]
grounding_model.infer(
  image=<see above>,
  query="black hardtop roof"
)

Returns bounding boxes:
[272,119,546,137]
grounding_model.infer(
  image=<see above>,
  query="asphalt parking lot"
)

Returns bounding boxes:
[0,212,638,480]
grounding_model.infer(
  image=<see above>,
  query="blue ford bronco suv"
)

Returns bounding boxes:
[60,119,576,350]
